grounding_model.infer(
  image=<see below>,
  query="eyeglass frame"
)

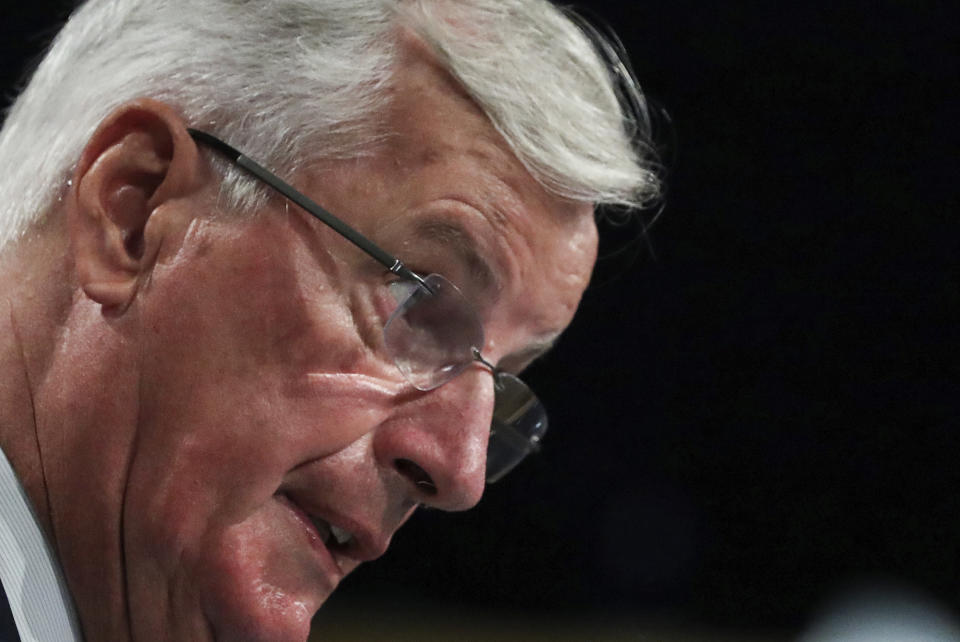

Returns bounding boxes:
[186,128,546,484]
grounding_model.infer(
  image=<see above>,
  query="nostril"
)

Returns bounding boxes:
[394,458,437,495]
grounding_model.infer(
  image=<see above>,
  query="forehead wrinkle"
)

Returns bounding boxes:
[413,217,500,294]
[463,145,523,227]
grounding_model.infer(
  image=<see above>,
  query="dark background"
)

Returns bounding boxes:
[3,1,956,638]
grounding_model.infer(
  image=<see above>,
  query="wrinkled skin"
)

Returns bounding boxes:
[0,37,597,641]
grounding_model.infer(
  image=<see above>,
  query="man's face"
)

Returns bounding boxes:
[116,43,598,640]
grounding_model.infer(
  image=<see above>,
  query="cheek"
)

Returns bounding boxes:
[131,239,396,530]
[124,218,421,636]
[130,225,327,513]
[151,215,376,378]
[122,371,398,639]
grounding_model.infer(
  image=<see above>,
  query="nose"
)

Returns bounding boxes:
[373,364,493,511]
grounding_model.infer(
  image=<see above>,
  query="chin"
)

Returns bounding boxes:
[198,568,329,642]
[191,505,336,642]
[208,595,316,642]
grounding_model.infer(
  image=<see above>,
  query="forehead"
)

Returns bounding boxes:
[404,43,595,310]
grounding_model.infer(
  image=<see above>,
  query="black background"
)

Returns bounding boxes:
[3,0,956,637]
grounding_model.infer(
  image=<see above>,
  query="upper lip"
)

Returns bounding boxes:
[284,491,393,563]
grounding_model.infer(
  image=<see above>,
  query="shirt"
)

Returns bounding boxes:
[0,446,82,641]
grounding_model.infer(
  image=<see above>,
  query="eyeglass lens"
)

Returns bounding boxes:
[383,274,484,392]
[487,372,548,483]
[382,273,548,482]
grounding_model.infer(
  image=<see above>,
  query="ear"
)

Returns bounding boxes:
[67,98,204,311]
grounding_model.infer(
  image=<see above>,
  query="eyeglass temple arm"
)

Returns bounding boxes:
[186,128,424,285]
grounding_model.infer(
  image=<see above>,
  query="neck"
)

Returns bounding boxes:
[0,225,70,537]
[0,224,138,640]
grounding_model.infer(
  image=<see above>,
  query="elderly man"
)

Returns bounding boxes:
[0,0,658,639]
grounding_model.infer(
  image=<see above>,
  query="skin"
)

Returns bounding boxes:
[0,36,598,641]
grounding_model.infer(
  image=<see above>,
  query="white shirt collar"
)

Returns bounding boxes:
[0,446,83,641]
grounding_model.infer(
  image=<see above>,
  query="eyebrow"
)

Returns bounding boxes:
[413,217,501,295]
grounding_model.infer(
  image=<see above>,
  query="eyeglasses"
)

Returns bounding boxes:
[187,129,546,484]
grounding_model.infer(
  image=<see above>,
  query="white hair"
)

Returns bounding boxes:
[0,0,660,250]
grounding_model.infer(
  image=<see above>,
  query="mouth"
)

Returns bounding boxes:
[275,492,356,572]
[276,488,397,568]
[305,512,355,550]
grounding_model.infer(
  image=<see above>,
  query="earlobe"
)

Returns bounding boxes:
[67,99,203,311]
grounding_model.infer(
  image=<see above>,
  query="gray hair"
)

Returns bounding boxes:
[0,0,660,249]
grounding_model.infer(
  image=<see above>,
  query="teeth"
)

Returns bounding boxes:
[309,516,332,543]
[330,524,353,546]
[308,514,353,547]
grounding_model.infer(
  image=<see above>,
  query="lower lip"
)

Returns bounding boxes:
[275,493,344,583]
